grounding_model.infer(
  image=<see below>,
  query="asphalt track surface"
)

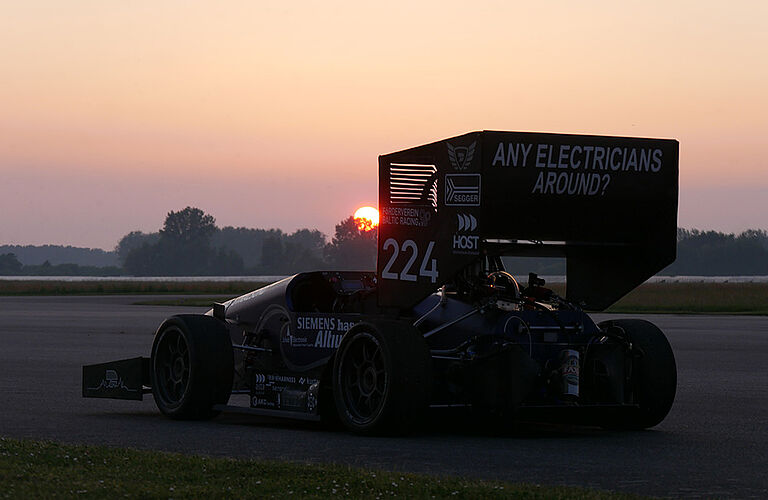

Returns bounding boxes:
[1,295,767,498]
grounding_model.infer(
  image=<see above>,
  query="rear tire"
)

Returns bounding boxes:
[332,320,431,435]
[598,319,676,429]
[150,315,233,419]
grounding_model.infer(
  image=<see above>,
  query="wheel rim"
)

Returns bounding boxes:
[338,332,388,425]
[155,327,190,406]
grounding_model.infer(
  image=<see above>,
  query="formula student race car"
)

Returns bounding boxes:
[83,130,679,434]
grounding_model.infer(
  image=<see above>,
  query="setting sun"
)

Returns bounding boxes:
[353,206,379,231]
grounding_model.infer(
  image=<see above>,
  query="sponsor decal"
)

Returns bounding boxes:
[250,374,320,410]
[314,331,342,349]
[389,163,438,208]
[226,284,273,308]
[560,349,580,397]
[307,391,317,412]
[296,317,356,331]
[452,234,480,255]
[445,174,481,206]
[87,369,138,393]
[280,324,310,348]
[447,141,476,170]
[456,213,477,232]
[380,206,432,227]
[452,213,479,255]
[294,316,357,349]
[251,396,273,407]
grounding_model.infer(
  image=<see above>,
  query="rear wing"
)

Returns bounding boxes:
[377,130,679,310]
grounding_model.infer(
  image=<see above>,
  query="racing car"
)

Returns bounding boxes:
[83,130,679,434]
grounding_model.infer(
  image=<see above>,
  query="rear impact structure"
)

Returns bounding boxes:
[377,131,679,310]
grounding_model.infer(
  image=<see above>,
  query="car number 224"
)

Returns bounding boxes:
[380,238,438,283]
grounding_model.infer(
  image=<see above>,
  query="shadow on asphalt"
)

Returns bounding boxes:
[83,406,662,441]
[162,408,647,440]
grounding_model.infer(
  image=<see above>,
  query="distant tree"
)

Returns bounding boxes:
[160,207,217,244]
[213,227,327,274]
[115,231,160,265]
[740,229,768,251]
[282,229,327,272]
[324,216,377,270]
[155,207,217,275]
[0,253,23,275]
[214,227,272,268]
[123,207,245,276]
[664,228,768,275]
[260,234,284,272]
[286,229,326,258]
[123,242,164,276]
[0,244,118,267]
[208,247,245,276]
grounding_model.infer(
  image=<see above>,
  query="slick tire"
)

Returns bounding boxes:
[332,320,431,435]
[150,314,234,420]
[598,319,677,429]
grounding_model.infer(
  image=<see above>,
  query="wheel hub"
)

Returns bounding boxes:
[361,366,377,395]
[172,357,185,382]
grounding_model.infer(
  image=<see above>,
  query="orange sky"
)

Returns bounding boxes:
[1,1,766,249]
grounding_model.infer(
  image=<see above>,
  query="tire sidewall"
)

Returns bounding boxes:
[150,315,233,419]
[150,321,194,414]
[333,326,392,432]
[599,318,676,429]
[332,320,430,435]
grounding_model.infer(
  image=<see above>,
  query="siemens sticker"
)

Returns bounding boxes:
[295,316,358,349]
[296,317,356,332]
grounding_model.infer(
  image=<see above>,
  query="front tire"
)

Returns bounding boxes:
[332,320,430,435]
[599,319,676,429]
[151,315,234,419]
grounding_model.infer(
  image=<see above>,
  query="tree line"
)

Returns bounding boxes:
[0,244,118,267]
[113,207,376,276]
[1,207,767,276]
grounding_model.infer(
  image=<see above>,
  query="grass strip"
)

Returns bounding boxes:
[604,282,768,315]
[542,283,768,315]
[0,437,644,499]
[3,280,768,315]
[0,280,270,296]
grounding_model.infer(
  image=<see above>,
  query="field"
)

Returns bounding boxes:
[605,282,768,314]
[534,282,768,315]
[0,438,644,499]
[1,280,767,314]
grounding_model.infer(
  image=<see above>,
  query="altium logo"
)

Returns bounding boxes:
[447,141,476,170]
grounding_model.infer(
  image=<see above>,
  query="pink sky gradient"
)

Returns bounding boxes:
[1,1,766,249]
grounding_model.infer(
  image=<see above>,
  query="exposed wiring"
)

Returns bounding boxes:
[503,315,532,356]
